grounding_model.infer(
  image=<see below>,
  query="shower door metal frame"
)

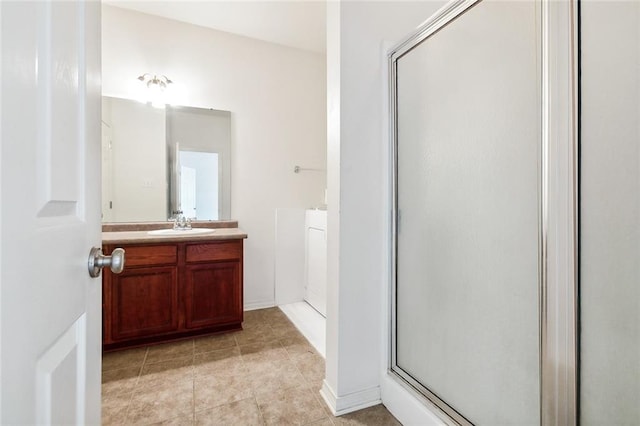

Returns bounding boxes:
[387,0,579,424]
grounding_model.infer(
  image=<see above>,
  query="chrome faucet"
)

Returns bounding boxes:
[172,211,192,230]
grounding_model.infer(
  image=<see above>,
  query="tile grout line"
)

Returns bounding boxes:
[290,350,334,425]
[122,347,148,424]
[254,394,267,426]
[192,338,239,423]
[192,339,196,424]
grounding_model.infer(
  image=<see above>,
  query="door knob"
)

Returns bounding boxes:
[88,247,125,278]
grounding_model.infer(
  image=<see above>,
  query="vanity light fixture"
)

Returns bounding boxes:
[138,73,173,89]
[137,73,173,108]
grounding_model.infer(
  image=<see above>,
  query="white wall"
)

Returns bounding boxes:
[325,1,449,423]
[102,5,327,308]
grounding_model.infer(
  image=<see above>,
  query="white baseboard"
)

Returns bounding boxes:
[320,380,382,416]
[380,373,447,426]
[243,300,276,311]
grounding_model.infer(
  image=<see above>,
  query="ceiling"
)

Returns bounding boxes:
[104,1,327,54]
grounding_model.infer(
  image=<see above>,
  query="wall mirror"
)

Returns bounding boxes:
[101,96,231,222]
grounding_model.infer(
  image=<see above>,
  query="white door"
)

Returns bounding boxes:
[180,165,197,218]
[1,1,102,424]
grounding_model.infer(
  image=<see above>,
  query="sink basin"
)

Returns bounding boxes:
[147,228,216,236]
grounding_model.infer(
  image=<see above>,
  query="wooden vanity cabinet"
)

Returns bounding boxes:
[102,239,243,351]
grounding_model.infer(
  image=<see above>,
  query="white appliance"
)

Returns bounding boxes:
[304,209,327,317]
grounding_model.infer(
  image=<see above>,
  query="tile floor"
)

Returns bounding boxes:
[102,307,401,425]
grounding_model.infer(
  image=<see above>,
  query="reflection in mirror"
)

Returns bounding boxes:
[101,97,231,222]
[167,105,231,221]
[179,151,218,219]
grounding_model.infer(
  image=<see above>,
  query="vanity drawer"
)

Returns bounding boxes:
[186,241,242,263]
[119,245,178,267]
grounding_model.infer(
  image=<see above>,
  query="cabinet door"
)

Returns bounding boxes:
[109,266,179,341]
[184,261,241,329]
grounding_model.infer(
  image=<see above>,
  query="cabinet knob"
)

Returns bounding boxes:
[88,247,126,278]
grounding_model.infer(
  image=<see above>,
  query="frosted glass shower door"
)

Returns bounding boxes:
[580,2,640,424]
[392,1,541,424]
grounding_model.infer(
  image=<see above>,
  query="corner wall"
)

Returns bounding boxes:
[324,1,447,423]
[102,5,327,308]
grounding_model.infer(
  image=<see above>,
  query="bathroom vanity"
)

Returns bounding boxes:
[101,224,246,351]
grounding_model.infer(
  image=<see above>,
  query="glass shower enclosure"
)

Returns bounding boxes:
[390,1,542,423]
[390,0,640,424]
